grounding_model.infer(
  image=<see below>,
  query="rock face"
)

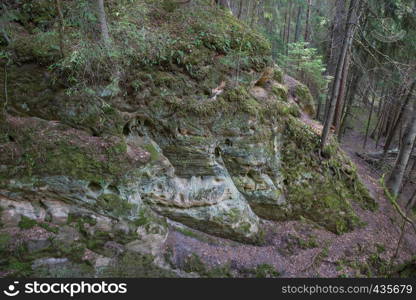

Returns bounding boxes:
[0,0,376,277]
[284,75,316,117]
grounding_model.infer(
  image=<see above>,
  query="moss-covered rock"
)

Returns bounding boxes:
[0,65,124,137]
[280,117,376,233]
[0,116,148,183]
[273,65,284,83]
[9,31,60,65]
[15,0,57,31]
[0,0,377,277]
[294,84,316,117]
[271,83,289,101]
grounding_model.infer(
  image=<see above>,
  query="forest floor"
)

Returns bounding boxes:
[165,108,416,278]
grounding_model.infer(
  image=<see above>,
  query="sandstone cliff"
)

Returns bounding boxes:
[0,0,376,277]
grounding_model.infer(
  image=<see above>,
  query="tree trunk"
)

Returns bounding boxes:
[321,0,361,151]
[363,89,377,149]
[338,76,354,137]
[371,85,386,140]
[218,0,232,12]
[55,0,65,58]
[328,0,346,76]
[376,105,388,149]
[245,0,252,21]
[339,72,360,137]
[294,5,303,43]
[383,79,416,155]
[286,1,293,55]
[250,0,258,27]
[237,0,243,19]
[97,0,110,43]
[282,3,289,52]
[406,188,416,210]
[334,54,351,135]
[404,141,416,187]
[0,4,11,45]
[383,84,405,140]
[387,103,416,197]
[1,64,8,123]
[304,0,312,42]
[323,0,347,121]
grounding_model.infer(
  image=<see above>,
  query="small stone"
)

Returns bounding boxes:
[32,257,69,269]
[93,215,113,232]
[113,221,130,235]
[0,198,46,227]
[41,200,70,225]
[95,256,112,269]
[126,224,168,256]
[26,239,51,253]
[103,241,125,256]
[55,225,81,245]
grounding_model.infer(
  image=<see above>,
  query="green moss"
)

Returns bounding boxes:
[205,265,233,278]
[172,84,267,120]
[43,0,271,93]
[85,231,111,252]
[294,84,316,116]
[278,233,321,256]
[132,206,167,239]
[182,253,232,278]
[161,0,181,12]
[56,242,87,263]
[38,223,58,234]
[1,241,34,277]
[1,63,123,136]
[225,208,240,223]
[239,263,280,278]
[17,0,56,30]
[182,253,206,274]
[102,252,177,278]
[271,83,288,101]
[67,214,97,227]
[18,216,37,230]
[176,227,203,240]
[342,252,390,277]
[0,233,11,254]
[393,257,416,278]
[238,222,252,235]
[253,264,280,278]
[280,117,374,234]
[273,102,301,117]
[133,206,159,229]
[97,194,135,217]
[10,31,60,65]
[299,236,319,249]
[143,143,160,161]
[273,66,284,83]
[0,0,376,251]
[1,117,135,184]
[6,259,33,277]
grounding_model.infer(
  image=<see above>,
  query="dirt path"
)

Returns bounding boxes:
[164,114,416,278]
